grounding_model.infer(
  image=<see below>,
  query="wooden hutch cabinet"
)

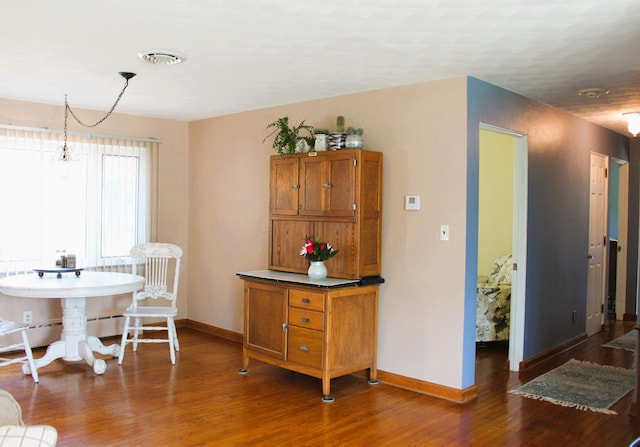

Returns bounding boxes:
[238,148,383,402]
[269,149,382,279]
[238,271,379,402]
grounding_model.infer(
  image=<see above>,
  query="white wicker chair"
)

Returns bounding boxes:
[0,319,38,383]
[118,243,183,365]
[0,390,57,446]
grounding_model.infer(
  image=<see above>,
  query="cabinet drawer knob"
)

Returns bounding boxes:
[323,182,332,189]
[300,317,310,323]
[301,298,310,304]
[292,183,300,190]
[299,345,310,351]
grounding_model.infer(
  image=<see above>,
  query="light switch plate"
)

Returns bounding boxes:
[405,195,421,210]
[440,225,449,241]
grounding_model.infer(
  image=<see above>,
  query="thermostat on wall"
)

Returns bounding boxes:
[405,195,421,210]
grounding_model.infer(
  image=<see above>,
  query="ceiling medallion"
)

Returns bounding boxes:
[137,50,186,66]
[577,88,609,99]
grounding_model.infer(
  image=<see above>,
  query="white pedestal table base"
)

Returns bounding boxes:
[23,297,120,375]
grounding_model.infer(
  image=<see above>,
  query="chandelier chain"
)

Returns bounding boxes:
[65,76,133,129]
[58,72,136,162]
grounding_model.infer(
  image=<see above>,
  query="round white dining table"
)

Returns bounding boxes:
[0,271,144,375]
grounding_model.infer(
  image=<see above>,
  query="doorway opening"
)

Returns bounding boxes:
[607,159,629,323]
[477,124,528,371]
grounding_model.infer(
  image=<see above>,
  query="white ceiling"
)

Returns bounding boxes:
[1,0,639,136]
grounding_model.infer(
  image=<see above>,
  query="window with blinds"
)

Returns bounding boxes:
[0,125,158,274]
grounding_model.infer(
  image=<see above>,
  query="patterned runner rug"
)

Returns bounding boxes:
[603,331,637,352]
[509,359,635,414]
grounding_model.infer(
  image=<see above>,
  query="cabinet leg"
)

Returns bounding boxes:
[322,376,333,403]
[368,366,379,385]
[238,348,249,374]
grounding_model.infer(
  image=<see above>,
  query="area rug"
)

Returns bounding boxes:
[509,359,635,414]
[603,331,637,352]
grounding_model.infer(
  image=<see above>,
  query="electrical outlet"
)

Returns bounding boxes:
[571,310,577,323]
[23,311,32,324]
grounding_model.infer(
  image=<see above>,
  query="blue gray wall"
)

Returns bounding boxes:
[466,77,630,360]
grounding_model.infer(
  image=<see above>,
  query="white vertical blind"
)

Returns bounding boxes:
[0,125,158,275]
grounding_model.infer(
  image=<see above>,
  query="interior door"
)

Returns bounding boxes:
[587,152,608,336]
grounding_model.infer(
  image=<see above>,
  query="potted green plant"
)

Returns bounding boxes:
[263,116,314,155]
[345,127,364,148]
[330,116,347,149]
[313,128,330,152]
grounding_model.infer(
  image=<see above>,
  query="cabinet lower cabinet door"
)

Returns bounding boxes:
[287,327,323,369]
[244,282,287,360]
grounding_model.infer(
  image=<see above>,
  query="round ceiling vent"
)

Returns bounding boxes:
[137,50,186,66]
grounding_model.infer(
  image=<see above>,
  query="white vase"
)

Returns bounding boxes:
[307,261,328,281]
[295,139,310,153]
[314,134,329,152]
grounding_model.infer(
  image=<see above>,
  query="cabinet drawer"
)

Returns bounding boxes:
[288,327,323,369]
[289,289,325,311]
[288,307,324,331]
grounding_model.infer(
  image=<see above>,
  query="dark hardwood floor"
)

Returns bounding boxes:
[0,322,637,446]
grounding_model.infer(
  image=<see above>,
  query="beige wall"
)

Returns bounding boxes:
[478,129,514,277]
[188,78,470,389]
[1,77,471,389]
[0,98,189,347]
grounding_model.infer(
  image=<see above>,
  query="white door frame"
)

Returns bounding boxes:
[480,123,528,371]
[614,160,629,320]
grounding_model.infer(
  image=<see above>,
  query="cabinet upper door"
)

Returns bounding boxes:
[325,152,356,217]
[270,157,299,216]
[299,156,326,216]
[299,152,356,217]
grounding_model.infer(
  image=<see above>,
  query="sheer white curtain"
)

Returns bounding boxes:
[0,125,158,275]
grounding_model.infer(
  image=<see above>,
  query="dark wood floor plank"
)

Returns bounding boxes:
[0,322,637,446]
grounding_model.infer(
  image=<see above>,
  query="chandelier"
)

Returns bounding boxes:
[58,72,136,162]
